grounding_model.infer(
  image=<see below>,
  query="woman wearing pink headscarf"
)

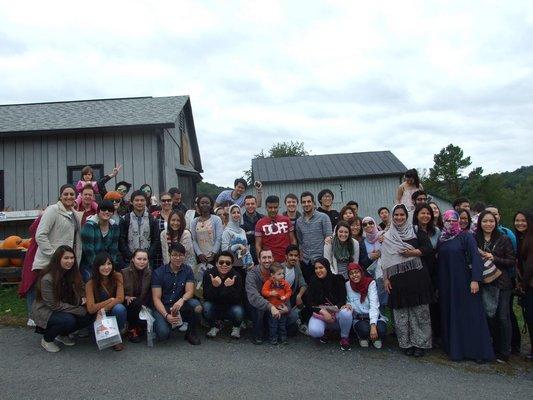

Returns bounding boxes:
[437,210,494,362]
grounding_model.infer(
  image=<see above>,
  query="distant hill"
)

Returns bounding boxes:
[457,166,532,225]
[197,181,231,200]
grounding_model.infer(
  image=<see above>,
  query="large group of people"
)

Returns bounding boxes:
[18,166,532,364]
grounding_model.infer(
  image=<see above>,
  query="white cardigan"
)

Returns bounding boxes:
[33,201,83,270]
[345,280,383,325]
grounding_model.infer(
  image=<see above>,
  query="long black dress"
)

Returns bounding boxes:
[438,232,495,361]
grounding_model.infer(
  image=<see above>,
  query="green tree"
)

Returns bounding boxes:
[426,144,473,199]
[243,141,309,184]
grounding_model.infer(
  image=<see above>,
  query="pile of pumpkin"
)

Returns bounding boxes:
[0,235,30,267]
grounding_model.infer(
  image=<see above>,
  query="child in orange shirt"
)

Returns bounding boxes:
[261,263,292,345]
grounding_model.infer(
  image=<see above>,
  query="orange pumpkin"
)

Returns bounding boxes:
[2,236,23,249]
[0,258,9,267]
[21,239,31,249]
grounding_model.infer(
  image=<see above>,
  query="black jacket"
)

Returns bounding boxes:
[202,267,243,306]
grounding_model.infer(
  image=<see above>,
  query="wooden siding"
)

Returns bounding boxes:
[248,175,402,221]
[0,128,160,211]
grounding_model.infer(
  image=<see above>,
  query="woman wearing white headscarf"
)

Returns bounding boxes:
[382,204,434,357]
[221,204,254,268]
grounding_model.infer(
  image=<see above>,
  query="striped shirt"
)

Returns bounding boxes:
[295,209,333,263]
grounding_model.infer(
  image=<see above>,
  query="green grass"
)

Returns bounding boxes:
[0,286,27,325]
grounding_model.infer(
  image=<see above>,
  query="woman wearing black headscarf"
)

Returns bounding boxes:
[304,258,350,346]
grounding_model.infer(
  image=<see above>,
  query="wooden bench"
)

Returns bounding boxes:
[0,249,26,285]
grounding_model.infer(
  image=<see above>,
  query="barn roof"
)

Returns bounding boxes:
[252,151,407,183]
[0,96,189,134]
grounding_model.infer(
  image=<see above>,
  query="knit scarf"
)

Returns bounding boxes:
[332,236,352,262]
[127,210,151,253]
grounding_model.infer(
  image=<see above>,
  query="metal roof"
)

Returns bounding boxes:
[0,96,189,134]
[252,151,407,182]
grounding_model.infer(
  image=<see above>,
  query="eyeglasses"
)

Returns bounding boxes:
[217,260,232,266]
[161,199,172,203]
[362,221,375,227]
[112,200,121,203]
[170,253,185,258]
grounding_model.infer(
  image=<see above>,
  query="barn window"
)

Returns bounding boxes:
[67,164,104,185]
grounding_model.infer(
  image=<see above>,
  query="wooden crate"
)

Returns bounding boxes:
[0,249,25,285]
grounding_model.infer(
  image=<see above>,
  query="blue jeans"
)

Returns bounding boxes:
[26,284,36,319]
[353,319,387,340]
[44,311,93,342]
[268,313,287,341]
[203,302,244,328]
[153,299,201,341]
[109,304,127,332]
[309,309,353,339]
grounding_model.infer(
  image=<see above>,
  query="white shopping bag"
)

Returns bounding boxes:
[139,306,155,347]
[93,311,122,350]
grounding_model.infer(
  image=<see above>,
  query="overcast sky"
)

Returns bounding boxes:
[1,1,532,187]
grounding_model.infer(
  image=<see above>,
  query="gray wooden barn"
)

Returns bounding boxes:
[251,150,441,220]
[0,95,202,237]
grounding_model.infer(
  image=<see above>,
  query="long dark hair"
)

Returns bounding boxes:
[404,168,420,188]
[428,201,444,229]
[514,211,533,263]
[458,208,472,231]
[333,220,354,260]
[167,210,185,242]
[36,245,83,306]
[90,252,118,302]
[413,204,436,236]
[475,210,501,247]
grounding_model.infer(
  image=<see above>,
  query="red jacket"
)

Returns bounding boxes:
[261,277,292,308]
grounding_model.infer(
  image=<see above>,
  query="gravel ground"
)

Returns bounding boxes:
[0,326,532,400]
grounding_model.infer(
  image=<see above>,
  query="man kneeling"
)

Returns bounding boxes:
[202,251,244,339]
[151,243,202,345]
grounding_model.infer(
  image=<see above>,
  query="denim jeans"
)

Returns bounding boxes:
[26,284,35,319]
[109,304,127,332]
[44,311,93,342]
[308,308,353,339]
[353,319,387,340]
[153,298,201,341]
[203,302,244,328]
[268,313,287,341]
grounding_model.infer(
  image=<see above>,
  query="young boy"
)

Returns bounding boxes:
[261,263,292,345]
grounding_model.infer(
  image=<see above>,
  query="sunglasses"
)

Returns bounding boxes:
[160,199,172,203]
[99,209,114,213]
[218,260,232,266]
[362,221,375,227]
[112,199,121,204]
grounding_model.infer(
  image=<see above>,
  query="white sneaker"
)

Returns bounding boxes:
[373,339,382,349]
[55,335,75,346]
[206,327,220,338]
[178,322,189,332]
[230,326,241,339]
[27,318,36,327]
[298,324,309,336]
[41,338,60,353]
[359,339,369,348]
